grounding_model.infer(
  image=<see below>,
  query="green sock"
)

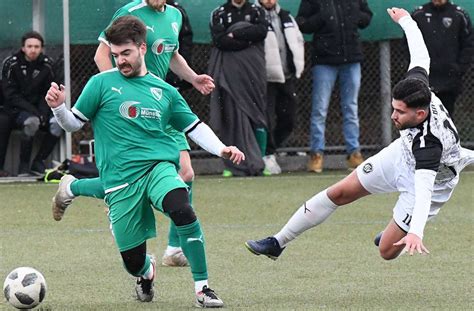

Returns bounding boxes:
[123,253,151,277]
[177,220,208,281]
[167,222,180,248]
[70,177,106,199]
[254,127,267,157]
[167,181,194,248]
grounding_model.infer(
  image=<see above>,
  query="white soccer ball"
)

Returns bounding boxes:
[3,267,47,309]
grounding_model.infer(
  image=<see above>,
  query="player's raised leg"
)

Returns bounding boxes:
[246,171,370,259]
[52,176,105,221]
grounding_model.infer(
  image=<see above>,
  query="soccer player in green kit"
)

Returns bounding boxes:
[52,0,212,267]
[46,15,244,307]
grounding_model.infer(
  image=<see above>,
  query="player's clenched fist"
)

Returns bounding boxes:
[45,82,66,108]
[221,146,245,165]
[387,7,410,23]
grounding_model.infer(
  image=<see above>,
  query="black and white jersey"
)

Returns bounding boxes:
[399,68,461,185]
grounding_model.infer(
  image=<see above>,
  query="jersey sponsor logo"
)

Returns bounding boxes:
[151,39,177,55]
[146,25,155,33]
[150,87,162,101]
[171,22,179,35]
[140,107,162,120]
[111,87,123,95]
[442,17,453,28]
[119,101,141,119]
[119,101,162,120]
[362,163,373,174]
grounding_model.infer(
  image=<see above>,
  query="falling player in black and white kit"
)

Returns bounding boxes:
[245,7,474,261]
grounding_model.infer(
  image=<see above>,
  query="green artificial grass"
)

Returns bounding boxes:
[1,172,473,310]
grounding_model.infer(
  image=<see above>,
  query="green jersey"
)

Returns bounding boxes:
[98,1,182,79]
[72,69,198,193]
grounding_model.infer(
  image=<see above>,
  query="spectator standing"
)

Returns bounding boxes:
[256,0,305,175]
[411,0,474,116]
[2,31,60,176]
[0,86,12,177]
[209,0,268,177]
[296,0,372,173]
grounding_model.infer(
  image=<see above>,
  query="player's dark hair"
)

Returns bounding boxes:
[105,15,147,46]
[392,78,431,108]
[21,31,44,47]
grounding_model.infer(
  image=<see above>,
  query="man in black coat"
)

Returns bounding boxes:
[411,0,474,116]
[209,0,269,177]
[2,31,61,176]
[296,0,372,173]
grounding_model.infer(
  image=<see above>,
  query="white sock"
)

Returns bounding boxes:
[143,259,154,280]
[274,190,338,247]
[165,246,182,256]
[195,280,208,293]
[66,182,74,198]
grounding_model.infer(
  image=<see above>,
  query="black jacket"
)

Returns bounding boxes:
[296,0,372,65]
[2,51,55,120]
[411,1,474,93]
[210,0,268,51]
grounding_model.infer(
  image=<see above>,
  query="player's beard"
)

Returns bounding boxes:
[394,119,419,130]
[118,57,143,78]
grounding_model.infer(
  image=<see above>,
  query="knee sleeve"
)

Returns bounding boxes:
[162,188,196,226]
[23,116,40,137]
[49,118,63,137]
[120,242,146,276]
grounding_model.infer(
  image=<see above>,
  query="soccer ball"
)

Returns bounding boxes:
[3,267,47,309]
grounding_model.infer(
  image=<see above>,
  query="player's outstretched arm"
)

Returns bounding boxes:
[388,7,430,73]
[170,52,215,95]
[186,122,245,164]
[46,82,85,132]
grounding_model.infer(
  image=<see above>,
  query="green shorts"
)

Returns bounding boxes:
[166,127,190,151]
[105,162,188,252]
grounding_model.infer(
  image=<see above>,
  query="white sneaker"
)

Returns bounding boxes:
[161,249,189,267]
[52,174,76,221]
[263,154,282,175]
[135,255,156,302]
[195,286,224,308]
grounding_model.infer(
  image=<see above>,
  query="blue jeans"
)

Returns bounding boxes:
[310,63,361,154]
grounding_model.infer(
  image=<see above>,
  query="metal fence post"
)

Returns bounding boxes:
[379,41,392,146]
[61,0,72,160]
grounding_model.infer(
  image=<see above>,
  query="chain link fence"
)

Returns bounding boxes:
[1,39,472,157]
[63,40,473,156]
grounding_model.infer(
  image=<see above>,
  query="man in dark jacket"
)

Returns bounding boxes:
[209,0,268,177]
[296,0,372,173]
[411,0,474,116]
[2,31,61,176]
